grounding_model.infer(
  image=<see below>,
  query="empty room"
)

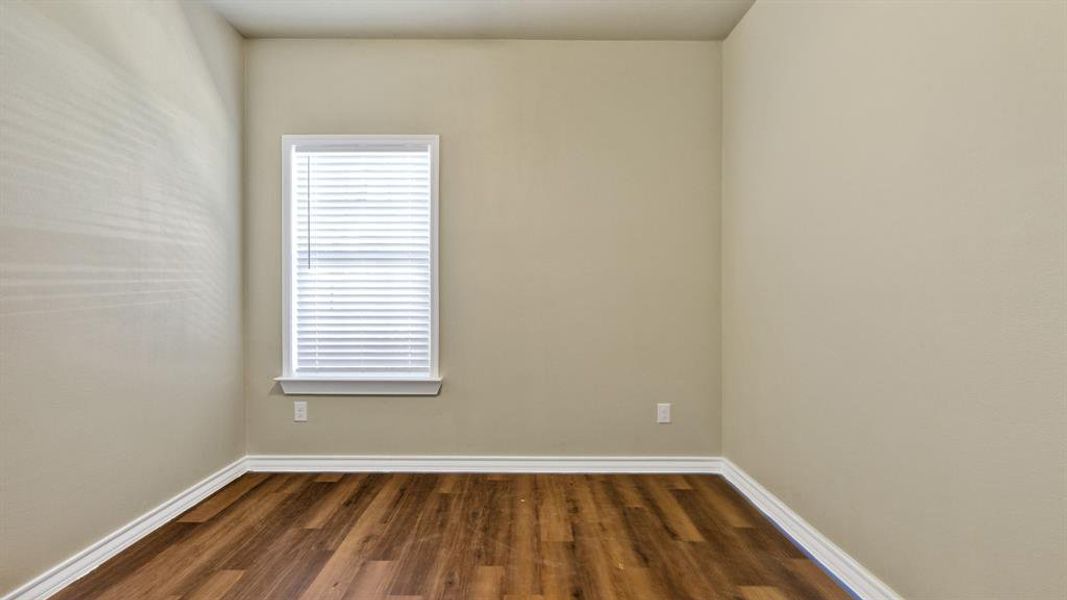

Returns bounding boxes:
[1,0,1064,599]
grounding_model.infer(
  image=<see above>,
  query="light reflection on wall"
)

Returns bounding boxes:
[0,1,243,594]
[0,4,232,343]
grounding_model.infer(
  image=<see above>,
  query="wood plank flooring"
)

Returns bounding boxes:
[53,474,852,599]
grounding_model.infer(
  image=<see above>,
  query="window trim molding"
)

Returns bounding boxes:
[276,134,441,396]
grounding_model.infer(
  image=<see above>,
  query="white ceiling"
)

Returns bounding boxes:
[204,0,755,41]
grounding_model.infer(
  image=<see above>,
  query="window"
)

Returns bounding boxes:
[276,135,440,395]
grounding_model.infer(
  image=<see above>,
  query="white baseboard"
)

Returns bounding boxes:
[6,454,900,600]
[245,454,724,474]
[2,457,248,600]
[721,459,902,600]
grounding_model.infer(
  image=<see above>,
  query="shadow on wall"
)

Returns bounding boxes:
[0,1,237,339]
[0,1,243,594]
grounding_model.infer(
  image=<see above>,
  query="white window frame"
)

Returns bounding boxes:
[275,134,441,396]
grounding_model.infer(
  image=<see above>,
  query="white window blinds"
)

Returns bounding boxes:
[282,136,439,388]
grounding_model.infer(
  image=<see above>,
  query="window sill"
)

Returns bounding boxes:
[274,377,442,396]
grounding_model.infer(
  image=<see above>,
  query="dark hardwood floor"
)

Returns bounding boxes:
[54,473,852,599]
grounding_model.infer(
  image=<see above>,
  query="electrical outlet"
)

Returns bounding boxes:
[294,400,308,422]
[657,402,671,424]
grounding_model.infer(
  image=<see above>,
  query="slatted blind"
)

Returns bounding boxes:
[289,139,435,379]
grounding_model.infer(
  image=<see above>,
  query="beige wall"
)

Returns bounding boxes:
[0,1,244,594]
[723,1,1066,598]
[245,40,722,456]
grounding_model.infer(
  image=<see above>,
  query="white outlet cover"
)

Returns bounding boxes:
[657,402,671,424]
[294,400,308,422]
